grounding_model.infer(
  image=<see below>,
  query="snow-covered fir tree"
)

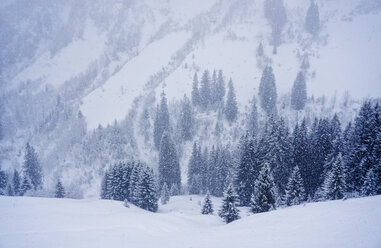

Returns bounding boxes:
[216,70,226,105]
[219,184,240,223]
[188,142,201,194]
[285,166,306,206]
[264,0,287,47]
[247,96,259,136]
[137,167,158,212]
[191,72,200,107]
[170,183,180,196]
[161,182,170,205]
[251,163,277,213]
[361,168,377,196]
[12,170,21,196]
[153,92,171,150]
[291,71,307,111]
[7,184,13,196]
[305,1,320,36]
[258,66,277,116]
[178,94,194,142]
[23,143,43,190]
[129,163,142,205]
[323,153,347,200]
[20,175,32,196]
[200,70,211,110]
[55,180,65,198]
[225,79,238,123]
[201,192,214,215]
[158,132,181,190]
[0,169,7,195]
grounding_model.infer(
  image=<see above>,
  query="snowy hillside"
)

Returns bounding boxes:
[1,195,381,248]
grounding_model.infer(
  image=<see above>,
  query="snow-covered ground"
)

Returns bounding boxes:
[1,195,380,248]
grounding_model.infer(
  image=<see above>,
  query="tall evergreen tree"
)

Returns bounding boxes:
[170,183,180,196]
[23,143,43,190]
[216,70,226,105]
[305,1,320,36]
[259,66,277,116]
[285,166,306,206]
[7,184,14,196]
[137,167,158,212]
[247,96,259,136]
[188,142,202,194]
[361,168,377,196]
[55,180,65,198]
[201,191,214,215]
[158,132,181,190]
[225,79,238,123]
[20,175,32,196]
[264,0,287,47]
[219,184,240,223]
[323,154,347,200]
[291,71,307,111]
[200,70,211,110]
[235,133,260,206]
[12,170,21,196]
[129,163,142,204]
[178,94,194,141]
[100,171,111,199]
[153,92,171,150]
[191,73,200,107]
[250,163,277,213]
[0,169,7,195]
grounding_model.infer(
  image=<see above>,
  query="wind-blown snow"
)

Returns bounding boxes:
[1,195,380,248]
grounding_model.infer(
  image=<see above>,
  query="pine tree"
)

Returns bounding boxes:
[188,142,202,194]
[285,166,306,206]
[258,66,277,116]
[158,132,181,190]
[225,79,238,123]
[55,180,65,198]
[129,164,142,205]
[179,94,194,141]
[191,73,200,107]
[12,170,21,196]
[361,168,377,196]
[264,0,287,47]
[219,184,240,223]
[200,70,211,110]
[100,171,111,199]
[323,154,347,200]
[291,71,307,111]
[251,163,276,213]
[23,143,43,190]
[216,70,226,105]
[20,175,32,196]
[247,96,259,136]
[7,184,14,196]
[170,183,180,196]
[305,1,320,36]
[0,169,7,195]
[201,192,214,215]
[235,133,260,206]
[153,92,171,150]
[137,167,158,212]
[160,183,170,205]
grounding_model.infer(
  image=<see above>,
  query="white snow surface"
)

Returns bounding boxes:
[1,195,380,248]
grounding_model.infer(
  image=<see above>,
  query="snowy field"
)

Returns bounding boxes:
[1,195,380,248]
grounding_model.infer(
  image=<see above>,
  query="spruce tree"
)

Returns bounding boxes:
[285,166,306,206]
[258,66,277,116]
[291,71,307,111]
[55,180,65,198]
[137,167,158,212]
[305,1,320,36]
[179,94,194,141]
[7,184,14,196]
[20,175,32,196]
[201,192,214,215]
[225,79,238,123]
[153,92,171,150]
[170,183,180,196]
[218,184,240,223]
[247,96,259,136]
[361,168,377,196]
[216,70,226,105]
[251,163,276,213]
[12,170,21,196]
[323,154,347,200]
[23,143,43,190]
[0,169,7,195]
[160,183,170,205]
[191,73,200,107]
[188,142,202,194]
[200,70,211,110]
[129,164,142,205]
[158,132,181,190]
[100,171,111,199]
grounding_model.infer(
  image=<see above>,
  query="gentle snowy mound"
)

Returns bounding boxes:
[1,195,380,248]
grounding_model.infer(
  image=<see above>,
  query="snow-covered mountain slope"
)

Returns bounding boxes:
[1,195,381,248]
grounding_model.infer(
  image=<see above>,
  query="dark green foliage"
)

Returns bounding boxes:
[55,180,65,198]
[201,192,214,215]
[219,184,240,223]
[250,163,277,213]
[259,66,277,116]
[291,71,307,111]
